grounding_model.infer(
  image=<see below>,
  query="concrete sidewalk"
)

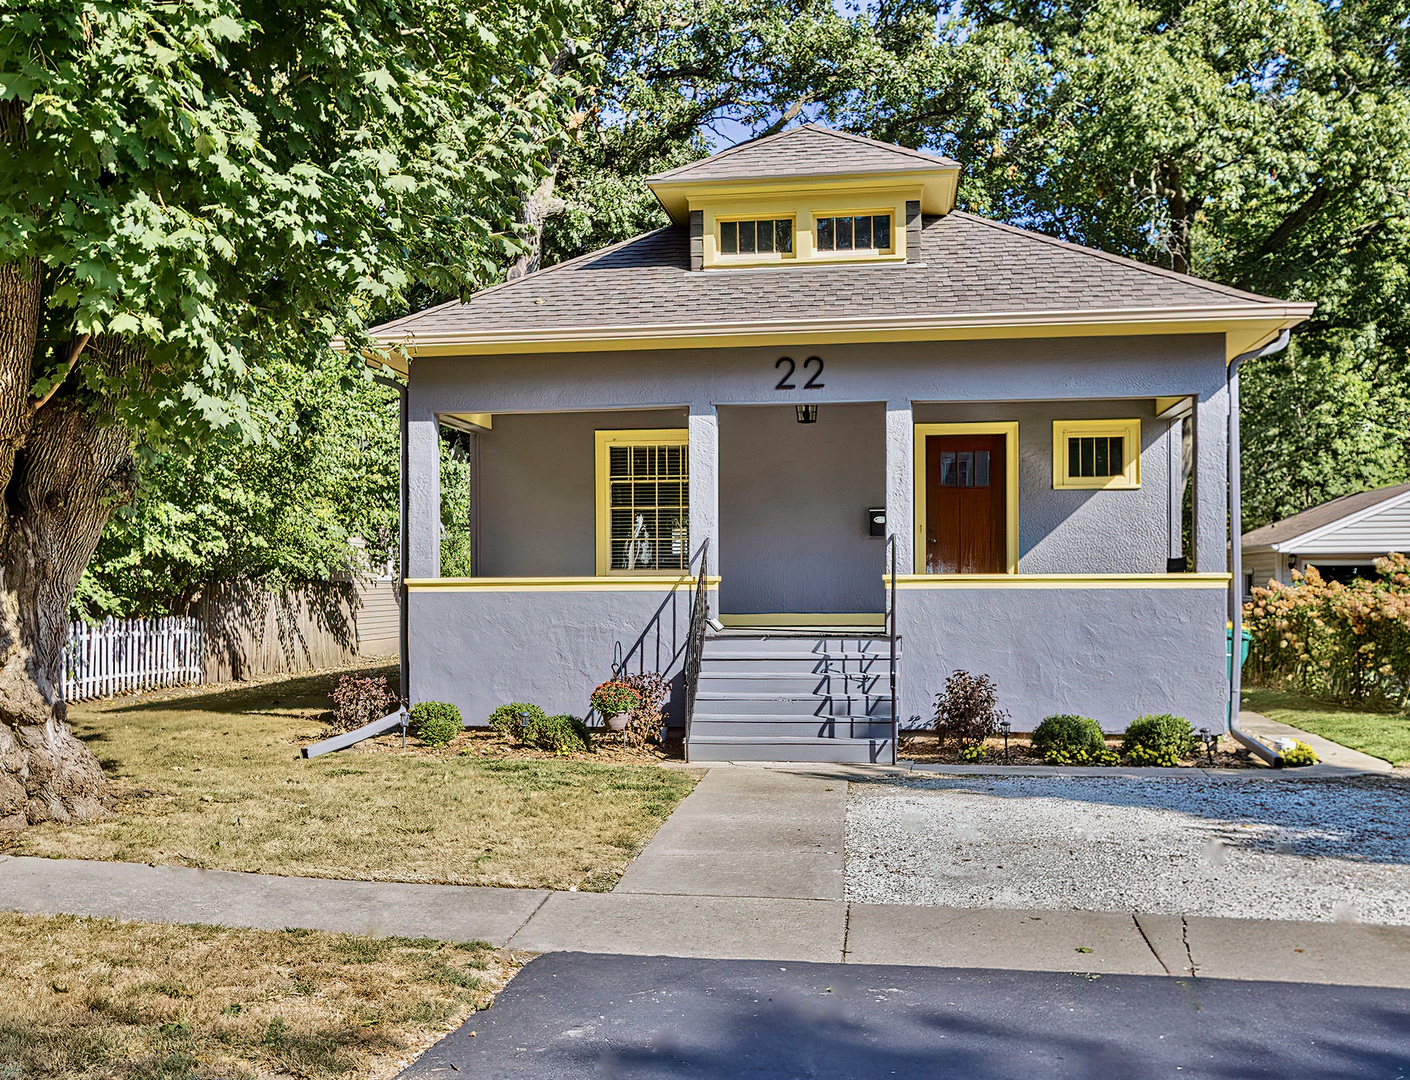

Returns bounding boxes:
[7,852,1410,988]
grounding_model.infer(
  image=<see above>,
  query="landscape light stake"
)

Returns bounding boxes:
[400,704,409,749]
[1200,727,1214,766]
[1000,719,1011,764]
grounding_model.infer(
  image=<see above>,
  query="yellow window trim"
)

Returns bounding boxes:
[714,214,798,264]
[912,422,1020,576]
[811,208,898,258]
[594,428,690,577]
[1052,419,1142,490]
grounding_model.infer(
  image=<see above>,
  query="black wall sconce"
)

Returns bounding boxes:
[796,404,818,424]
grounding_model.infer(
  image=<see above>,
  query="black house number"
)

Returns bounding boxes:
[775,356,824,390]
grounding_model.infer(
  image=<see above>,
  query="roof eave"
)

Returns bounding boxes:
[647,168,961,223]
[359,303,1315,370]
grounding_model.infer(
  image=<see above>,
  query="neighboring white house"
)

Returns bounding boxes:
[1241,481,1410,596]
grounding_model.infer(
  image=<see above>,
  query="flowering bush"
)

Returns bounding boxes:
[1244,555,1410,709]
[1122,713,1196,766]
[1281,740,1319,767]
[1032,714,1119,766]
[590,680,640,718]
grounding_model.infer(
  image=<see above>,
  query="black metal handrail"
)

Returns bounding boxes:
[886,534,899,765]
[682,539,711,760]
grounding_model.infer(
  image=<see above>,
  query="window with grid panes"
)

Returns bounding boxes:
[1051,419,1141,489]
[719,218,793,255]
[606,442,689,571]
[814,214,892,252]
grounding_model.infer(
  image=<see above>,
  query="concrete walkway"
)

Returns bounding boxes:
[1239,709,1393,773]
[6,853,1410,986]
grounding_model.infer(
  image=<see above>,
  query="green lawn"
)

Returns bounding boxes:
[4,665,697,890]
[1242,687,1410,767]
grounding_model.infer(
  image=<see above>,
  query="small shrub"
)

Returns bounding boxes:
[521,713,592,754]
[934,670,1007,750]
[1282,740,1319,767]
[1122,714,1196,767]
[1032,714,1118,766]
[619,671,669,748]
[487,702,546,740]
[960,744,987,763]
[411,701,462,747]
[590,680,640,718]
[330,675,396,732]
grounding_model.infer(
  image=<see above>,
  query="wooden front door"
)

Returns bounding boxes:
[925,434,1006,574]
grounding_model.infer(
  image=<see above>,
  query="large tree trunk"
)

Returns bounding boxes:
[0,347,137,829]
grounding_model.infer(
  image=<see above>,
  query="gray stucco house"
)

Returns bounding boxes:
[362,124,1313,763]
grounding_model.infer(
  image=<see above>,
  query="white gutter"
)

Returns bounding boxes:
[1228,330,1291,767]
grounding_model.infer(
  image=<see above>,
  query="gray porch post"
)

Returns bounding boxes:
[406,398,441,579]
[688,403,720,584]
[1192,384,1230,574]
[885,399,915,574]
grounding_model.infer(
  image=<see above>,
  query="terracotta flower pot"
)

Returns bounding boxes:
[606,713,629,732]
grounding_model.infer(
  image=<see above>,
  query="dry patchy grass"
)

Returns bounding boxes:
[5,666,697,890]
[0,911,516,1080]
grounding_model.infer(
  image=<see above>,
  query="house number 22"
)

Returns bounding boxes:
[775,356,825,390]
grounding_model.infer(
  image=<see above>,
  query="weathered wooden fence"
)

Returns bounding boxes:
[62,580,400,700]
[63,616,204,701]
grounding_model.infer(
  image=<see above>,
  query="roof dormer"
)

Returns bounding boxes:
[646,124,961,270]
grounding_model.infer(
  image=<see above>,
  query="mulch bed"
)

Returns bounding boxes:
[899,732,1259,769]
[326,724,685,765]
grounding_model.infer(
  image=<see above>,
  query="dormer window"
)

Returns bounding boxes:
[719,218,794,256]
[816,214,892,254]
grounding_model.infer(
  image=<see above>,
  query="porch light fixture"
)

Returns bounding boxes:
[796,404,818,424]
[999,719,1011,764]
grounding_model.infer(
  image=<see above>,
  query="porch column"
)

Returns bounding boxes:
[1192,384,1230,574]
[885,400,915,574]
[688,403,720,580]
[406,404,441,579]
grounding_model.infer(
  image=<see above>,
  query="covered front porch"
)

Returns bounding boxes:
[404,368,1234,754]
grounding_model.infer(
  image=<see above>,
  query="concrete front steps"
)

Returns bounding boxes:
[686,632,895,763]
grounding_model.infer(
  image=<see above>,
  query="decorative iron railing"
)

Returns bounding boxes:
[682,539,711,758]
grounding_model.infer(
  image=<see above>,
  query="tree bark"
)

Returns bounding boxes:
[0,339,138,829]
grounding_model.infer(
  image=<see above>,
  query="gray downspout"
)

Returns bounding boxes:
[1228,330,1290,768]
[375,373,411,705]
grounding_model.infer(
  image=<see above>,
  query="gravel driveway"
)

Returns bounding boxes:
[845,774,1410,924]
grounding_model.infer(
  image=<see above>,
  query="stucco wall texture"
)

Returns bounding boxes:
[896,587,1230,733]
[404,334,1233,731]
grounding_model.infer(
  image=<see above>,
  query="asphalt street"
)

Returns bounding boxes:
[404,952,1410,1079]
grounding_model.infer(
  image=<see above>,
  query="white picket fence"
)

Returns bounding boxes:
[63,617,204,702]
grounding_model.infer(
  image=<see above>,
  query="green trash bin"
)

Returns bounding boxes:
[1225,622,1251,677]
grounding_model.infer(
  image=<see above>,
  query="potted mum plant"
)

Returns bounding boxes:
[590,680,641,732]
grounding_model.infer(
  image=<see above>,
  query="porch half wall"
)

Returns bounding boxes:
[894,581,1229,733]
[407,583,698,726]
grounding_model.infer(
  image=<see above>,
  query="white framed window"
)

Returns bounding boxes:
[594,429,690,574]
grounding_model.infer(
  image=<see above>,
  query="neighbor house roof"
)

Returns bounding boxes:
[646,124,960,183]
[1241,483,1410,551]
[364,211,1313,365]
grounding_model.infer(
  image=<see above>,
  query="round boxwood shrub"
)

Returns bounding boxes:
[1122,714,1196,767]
[1032,714,1117,766]
[487,702,546,740]
[521,712,592,754]
[411,701,463,747]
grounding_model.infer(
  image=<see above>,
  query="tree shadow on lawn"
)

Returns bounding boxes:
[87,663,398,719]
[842,770,1410,866]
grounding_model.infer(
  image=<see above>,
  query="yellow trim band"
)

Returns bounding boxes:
[407,576,718,592]
[886,573,1232,590]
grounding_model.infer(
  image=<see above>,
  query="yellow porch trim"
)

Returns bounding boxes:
[406,575,719,592]
[886,573,1232,590]
[719,612,885,628]
[913,421,1020,576]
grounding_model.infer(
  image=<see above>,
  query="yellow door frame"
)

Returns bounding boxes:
[913,422,1020,575]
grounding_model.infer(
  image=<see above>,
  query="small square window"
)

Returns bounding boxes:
[1053,420,1141,489]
